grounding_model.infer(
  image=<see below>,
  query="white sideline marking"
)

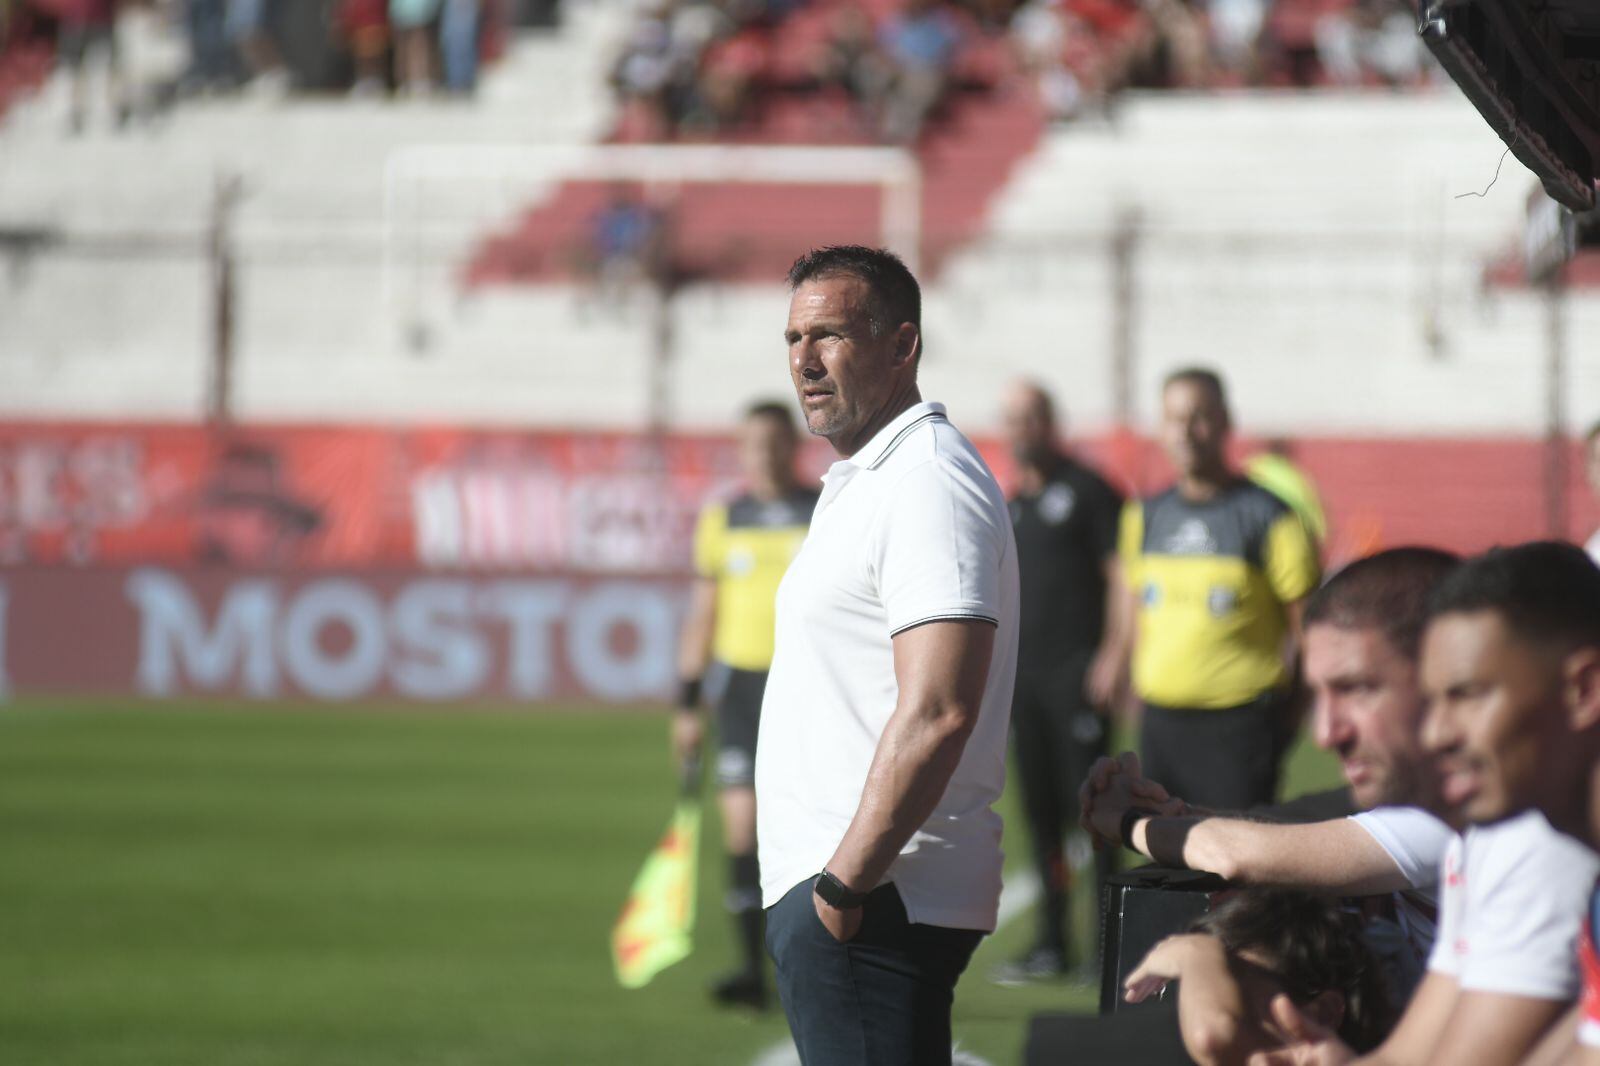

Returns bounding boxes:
[748,873,1037,1065]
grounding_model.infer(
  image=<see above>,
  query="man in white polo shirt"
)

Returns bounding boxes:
[756,245,1019,1066]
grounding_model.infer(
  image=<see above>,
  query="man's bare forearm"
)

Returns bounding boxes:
[824,696,976,891]
[1132,815,1411,894]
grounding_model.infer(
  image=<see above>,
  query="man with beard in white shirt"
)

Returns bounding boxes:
[1257,542,1600,1066]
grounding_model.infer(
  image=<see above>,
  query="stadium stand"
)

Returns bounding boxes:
[2,2,1600,557]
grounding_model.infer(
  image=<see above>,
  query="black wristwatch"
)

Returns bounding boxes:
[814,869,869,909]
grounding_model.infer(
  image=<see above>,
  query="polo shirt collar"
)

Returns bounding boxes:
[842,401,947,471]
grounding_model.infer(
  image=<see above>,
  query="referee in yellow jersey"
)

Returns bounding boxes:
[1110,368,1320,810]
[674,400,818,1009]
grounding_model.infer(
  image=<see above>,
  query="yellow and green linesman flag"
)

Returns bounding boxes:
[611,764,702,988]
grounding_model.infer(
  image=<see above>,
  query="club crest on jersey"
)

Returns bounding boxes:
[1164,518,1217,555]
[1207,586,1239,616]
[1038,484,1076,525]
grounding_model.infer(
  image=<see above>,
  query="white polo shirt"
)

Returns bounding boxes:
[755,401,1020,931]
[1426,809,1599,999]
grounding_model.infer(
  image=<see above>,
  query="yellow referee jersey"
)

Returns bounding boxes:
[1119,480,1320,710]
[693,489,819,672]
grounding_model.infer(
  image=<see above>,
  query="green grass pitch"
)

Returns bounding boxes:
[0,701,1343,1065]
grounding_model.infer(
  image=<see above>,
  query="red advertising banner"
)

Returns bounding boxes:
[3,566,690,704]
[3,420,1598,705]
[0,422,834,572]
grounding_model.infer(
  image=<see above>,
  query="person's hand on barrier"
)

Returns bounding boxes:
[1246,995,1355,1066]
[671,710,703,767]
[1078,755,1125,847]
[1080,751,1185,849]
[1123,933,1219,1004]
[813,886,863,944]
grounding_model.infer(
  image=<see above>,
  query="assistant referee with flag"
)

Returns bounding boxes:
[675,400,818,1009]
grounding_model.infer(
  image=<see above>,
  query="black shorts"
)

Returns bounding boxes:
[1139,691,1285,811]
[711,664,766,789]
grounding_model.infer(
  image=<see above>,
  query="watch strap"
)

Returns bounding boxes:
[815,869,869,909]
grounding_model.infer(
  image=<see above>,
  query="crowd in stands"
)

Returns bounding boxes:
[606,0,1437,142]
[0,0,503,131]
[1012,0,1434,119]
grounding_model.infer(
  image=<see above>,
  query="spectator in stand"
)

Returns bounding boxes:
[224,0,286,95]
[580,186,666,314]
[338,0,388,96]
[1315,0,1427,89]
[56,0,127,131]
[878,0,963,143]
[180,0,235,92]
[814,7,893,136]
[610,5,684,137]
[687,26,762,135]
[1010,0,1088,120]
[438,0,478,93]
[1206,0,1266,80]
[391,0,441,94]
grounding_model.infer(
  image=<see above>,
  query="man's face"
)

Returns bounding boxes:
[1419,610,1568,826]
[737,414,797,489]
[1305,624,1434,810]
[785,276,907,451]
[1159,379,1229,479]
[1001,386,1054,467]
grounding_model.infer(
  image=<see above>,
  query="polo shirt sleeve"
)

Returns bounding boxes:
[1262,509,1320,604]
[874,458,1006,636]
[692,502,725,580]
[1349,807,1452,891]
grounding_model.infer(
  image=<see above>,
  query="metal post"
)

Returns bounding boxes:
[1544,275,1568,539]
[206,174,243,427]
[1110,209,1141,431]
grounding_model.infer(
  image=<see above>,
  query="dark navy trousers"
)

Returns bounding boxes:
[765,878,984,1066]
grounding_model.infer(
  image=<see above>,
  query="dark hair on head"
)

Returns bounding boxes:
[745,399,797,433]
[1427,541,1600,652]
[1163,366,1229,412]
[1193,889,1393,1053]
[786,245,921,353]
[1303,547,1461,660]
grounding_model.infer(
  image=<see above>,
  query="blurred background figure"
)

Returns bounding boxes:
[674,400,817,1010]
[877,0,961,142]
[813,6,892,136]
[992,380,1124,985]
[390,0,439,94]
[224,0,285,94]
[54,0,124,130]
[1111,367,1321,810]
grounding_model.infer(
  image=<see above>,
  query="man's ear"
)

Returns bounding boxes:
[891,322,919,369]
[1562,647,1600,734]
[1299,990,1345,1035]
